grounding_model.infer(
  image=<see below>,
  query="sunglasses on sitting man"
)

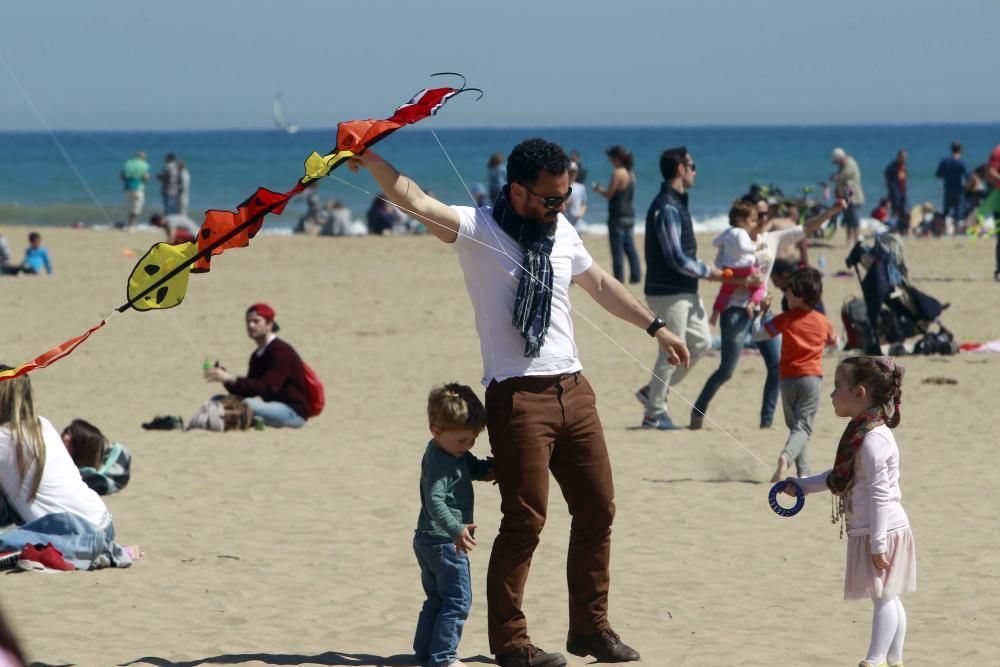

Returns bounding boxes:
[520,183,573,210]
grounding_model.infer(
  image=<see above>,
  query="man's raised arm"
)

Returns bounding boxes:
[349,151,461,243]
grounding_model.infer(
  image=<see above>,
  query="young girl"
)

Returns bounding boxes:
[782,356,915,667]
[62,419,132,496]
[709,200,766,326]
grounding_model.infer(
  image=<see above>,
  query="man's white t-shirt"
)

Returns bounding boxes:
[451,205,593,385]
[0,416,109,527]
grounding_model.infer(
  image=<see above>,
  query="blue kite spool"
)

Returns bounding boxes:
[768,480,804,517]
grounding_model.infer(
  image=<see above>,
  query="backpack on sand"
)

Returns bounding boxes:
[302,362,325,418]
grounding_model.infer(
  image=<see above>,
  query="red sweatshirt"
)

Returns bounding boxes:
[224,337,310,418]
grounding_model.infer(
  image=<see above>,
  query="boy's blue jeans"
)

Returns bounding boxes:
[412,532,472,667]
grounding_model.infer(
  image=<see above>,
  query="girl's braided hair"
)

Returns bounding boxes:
[838,356,905,427]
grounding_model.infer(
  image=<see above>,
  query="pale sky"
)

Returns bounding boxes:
[2,0,997,131]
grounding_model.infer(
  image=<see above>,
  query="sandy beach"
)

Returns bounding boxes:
[2,223,999,666]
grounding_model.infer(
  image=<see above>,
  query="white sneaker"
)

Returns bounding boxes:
[447,661,469,667]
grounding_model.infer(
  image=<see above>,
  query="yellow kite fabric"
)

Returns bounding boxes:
[126,241,199,311]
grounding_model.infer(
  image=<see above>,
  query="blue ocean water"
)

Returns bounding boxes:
[0,124,996,229]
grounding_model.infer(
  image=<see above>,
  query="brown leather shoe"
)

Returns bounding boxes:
[495,644,567,667]
[566,628,641,662]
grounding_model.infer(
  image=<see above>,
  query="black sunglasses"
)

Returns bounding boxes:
[520,183,573,209]
[686,162,697,172]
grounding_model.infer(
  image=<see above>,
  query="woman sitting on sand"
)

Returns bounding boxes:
[61,419,131,496]
[0,366,136,570]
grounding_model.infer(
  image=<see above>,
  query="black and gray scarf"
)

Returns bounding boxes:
[492,187,555,357]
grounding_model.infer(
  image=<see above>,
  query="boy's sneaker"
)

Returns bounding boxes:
[495,644,567,667]
[641,414,681,431]
[0,550,20,570]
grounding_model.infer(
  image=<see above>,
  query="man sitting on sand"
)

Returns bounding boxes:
[204,303,310,428]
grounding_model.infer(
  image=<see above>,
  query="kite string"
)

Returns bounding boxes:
[330,162,768,471]
[0,51,209,365]
[0,49,115,226]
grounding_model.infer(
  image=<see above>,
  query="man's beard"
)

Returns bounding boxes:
[533,210,559,235]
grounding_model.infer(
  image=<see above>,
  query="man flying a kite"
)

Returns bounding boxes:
[349,138,687,667]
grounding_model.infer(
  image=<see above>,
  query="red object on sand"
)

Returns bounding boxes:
[20,543,75,571]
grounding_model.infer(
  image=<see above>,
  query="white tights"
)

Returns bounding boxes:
[864,594,907,665]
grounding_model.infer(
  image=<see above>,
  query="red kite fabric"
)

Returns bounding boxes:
[193,185,301,273]
[0,319,110,381]
[2,75,480,383]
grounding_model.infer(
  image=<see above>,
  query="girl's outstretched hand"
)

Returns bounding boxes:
[780,477,799,497]
[871,553,890,570]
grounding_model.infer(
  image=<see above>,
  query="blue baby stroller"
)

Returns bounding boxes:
[842,234,955,355]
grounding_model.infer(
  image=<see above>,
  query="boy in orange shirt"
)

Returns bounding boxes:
[753,267,837,482]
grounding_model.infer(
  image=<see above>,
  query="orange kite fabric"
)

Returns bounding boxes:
[0,319,109,381]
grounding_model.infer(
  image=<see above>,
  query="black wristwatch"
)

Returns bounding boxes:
[646,317,666,337]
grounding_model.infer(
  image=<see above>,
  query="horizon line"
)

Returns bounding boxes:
[0,120,998,135]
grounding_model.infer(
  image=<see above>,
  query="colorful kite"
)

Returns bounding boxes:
[1,74,481,382]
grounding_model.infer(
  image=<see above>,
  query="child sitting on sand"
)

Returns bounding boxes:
[753,267,837,482]
[19,232,52,276]
[412,383,493,667]
[709,201,765,326]
[62,419,132,496]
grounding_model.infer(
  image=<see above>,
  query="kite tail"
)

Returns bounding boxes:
[0,318,110,381]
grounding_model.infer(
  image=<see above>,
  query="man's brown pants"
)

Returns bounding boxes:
[484,372,615,655]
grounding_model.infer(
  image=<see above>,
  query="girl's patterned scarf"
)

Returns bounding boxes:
[826,406,885,536]
[827,407,885,494]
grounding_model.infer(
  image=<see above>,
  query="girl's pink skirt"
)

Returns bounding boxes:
[844,526,916,600]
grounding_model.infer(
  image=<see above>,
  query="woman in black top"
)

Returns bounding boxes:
[593,146,641,283]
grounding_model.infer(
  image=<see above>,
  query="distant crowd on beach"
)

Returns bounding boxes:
[111,140,1000,255]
